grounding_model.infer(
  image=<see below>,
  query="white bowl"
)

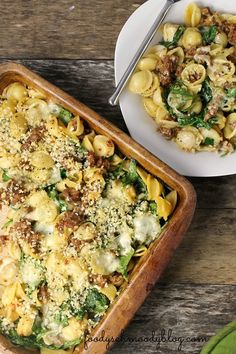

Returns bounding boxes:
[115,0,236,177]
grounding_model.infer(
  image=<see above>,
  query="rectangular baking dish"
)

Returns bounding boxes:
[0,63,196,354]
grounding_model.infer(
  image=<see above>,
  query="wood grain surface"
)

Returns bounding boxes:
[0,0,144,59]
[1,0,236,352]
[109,284,236,354]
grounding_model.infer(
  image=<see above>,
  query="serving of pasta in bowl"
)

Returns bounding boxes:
[115,0,236,176]
[0,63,196,354]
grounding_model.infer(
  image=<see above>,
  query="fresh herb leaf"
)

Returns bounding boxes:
[117,249,134,279]
[121,160,147,194]
[170,81,193,99]
[201,80,213,103]
[161,25,185,48]
[2,169,10,182]
[54,312,69,327]
[178,113,217,130]
[122,159,139,186]
[204,137,215,146]
[60,168,67,179]
[149,201,157,215]
[227,87,236,98]
[58,199,68,212]
[112,162,124,178]
[45,185,68,212]
[58,106,74,125]
[2,218,13,229]
[5,329,39,348]
[73,307,86,321]
[200,25,217,44]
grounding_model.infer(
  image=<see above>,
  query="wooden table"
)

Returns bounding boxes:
[2,1,236,353]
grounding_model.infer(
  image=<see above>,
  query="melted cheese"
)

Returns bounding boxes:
[133,214,161,244]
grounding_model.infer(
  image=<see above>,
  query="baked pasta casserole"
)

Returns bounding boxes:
[0,82,177,352]
[129,3,236,154]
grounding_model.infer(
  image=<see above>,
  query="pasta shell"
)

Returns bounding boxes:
[184,3,201,27]
[181,63,206,86]
[10,113,28,139]
[199,128,222,147]
[82,135,95,152]
[214,32,228,48]
[166,190,177,213]
[129,70,153,94]
[93,135,115,157]
[163,23,179,42]
[224,113,236,140]
[182,28,202,49]
[175,127,203,152]
[30,151,55,169]
[67,116,84,138]
[146,174,163,200]
[4,83,28,102]
[74,222,97,241]
[143,97,158,118]
[155,196,172,221]
[155,106,170,124]
[138,57,157,71]
[147,45,167,59]
[100,284,117,302]
[153,87,164,106]
[141,73,160,97]
[137,166,148,184]
[168,47,185,64]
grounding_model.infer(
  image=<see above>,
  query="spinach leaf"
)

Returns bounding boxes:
[178,114,217,130]
[201,80,213,103]
[111,162,124,179]
[122,159,139,186]
[54,312,69,327]
[60,168,67,179]
[170,81,193,99]
[121,159,147,195]
[2,169,10,182]
[200,26,217,44]
[161,25,185,48]
[5,329,39,348]
[83,288,109,315]
[58,106,74,125]
[226,87,236,98]
[2,321,82,350]
[117,249,134,278]
[203,137,215,146]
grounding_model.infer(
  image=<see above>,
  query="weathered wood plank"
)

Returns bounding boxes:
[108,284,236,354]
[0,0,143,59]
[163,208,236,285]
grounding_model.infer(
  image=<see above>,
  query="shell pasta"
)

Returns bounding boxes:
[129,3,236,154]
[0,83,176,352]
